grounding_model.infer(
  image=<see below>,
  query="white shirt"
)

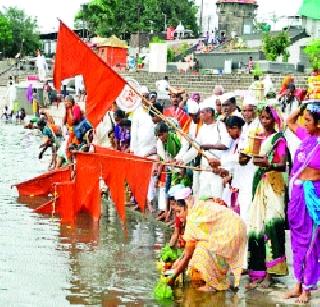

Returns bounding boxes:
[156,79,169,92]
[130,106,157,157]
[36,55,48,71]
[183,121,231,167]
[176,121,200,161]
[94,111,115,147]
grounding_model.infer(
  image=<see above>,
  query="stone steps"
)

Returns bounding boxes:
[120,72,309,98]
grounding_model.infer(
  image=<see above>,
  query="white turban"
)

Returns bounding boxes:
[199,98,215,111]
[174,187,192,200]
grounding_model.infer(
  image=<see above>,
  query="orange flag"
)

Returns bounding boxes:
[94,147,153,212]
[54,181,76,224]
[54,21,126,128]
[15,166,71,196]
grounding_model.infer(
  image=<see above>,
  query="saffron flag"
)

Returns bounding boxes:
[54,21,126,128]
[94,147,153,211]
[75,152,153,221]
[15,166,71,196]
[34,199,55,214]
[54,181,76,224]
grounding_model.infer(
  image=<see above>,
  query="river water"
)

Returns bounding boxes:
[1,121,319,306]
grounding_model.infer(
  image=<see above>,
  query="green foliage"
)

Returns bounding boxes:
[167,47,175,62]
[0,7,40,57]
[262,31,290,62]
[150,36,165,44]
[304,39,320,70]
[178,43,189,57]
[252,63,263,77]
[75,0,199,38]
[0,13,13,56]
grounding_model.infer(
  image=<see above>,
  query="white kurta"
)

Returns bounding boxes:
[94,111,115,148]
[182,121,231,199]
[176,121,201,196]
[130,106,157,157]
[6,84,16,112]
[235,118,260,225]
[36,55,48,81]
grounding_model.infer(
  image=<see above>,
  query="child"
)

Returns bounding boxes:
[119,119,131,152]
[114,109,125,150]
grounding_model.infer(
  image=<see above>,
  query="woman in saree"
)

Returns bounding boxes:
[247,106,288,287]
[169,192,247,292]
[285,103,320,304]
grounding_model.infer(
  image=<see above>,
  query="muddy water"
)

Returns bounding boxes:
[1,122,319,306]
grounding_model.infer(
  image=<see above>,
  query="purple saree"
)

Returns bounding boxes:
[289,127,320,290]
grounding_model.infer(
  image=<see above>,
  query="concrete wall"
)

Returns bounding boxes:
[216,2,257,37]
[195,50,264,70]
[303,18,320,38]
[246,39,262,49]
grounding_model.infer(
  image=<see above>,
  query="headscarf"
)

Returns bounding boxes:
[268,106,282,131]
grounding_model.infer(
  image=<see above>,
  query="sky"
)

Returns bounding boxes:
[1,0,304,32]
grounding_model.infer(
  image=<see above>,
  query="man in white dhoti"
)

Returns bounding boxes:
[130,86,158,211]
[6,81,16,114]
[236,96,260,269]
[179,100,231,199]
[130,87,157,158]
[36,50,48,82]
[176,100,201,197]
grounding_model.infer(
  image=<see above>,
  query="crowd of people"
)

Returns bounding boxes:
[17,73,320,304]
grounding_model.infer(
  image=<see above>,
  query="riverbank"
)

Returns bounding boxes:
[1,122,320,305]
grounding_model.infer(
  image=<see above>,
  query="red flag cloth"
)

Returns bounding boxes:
[15,166,71,196]
[34,199,55,214]
[94,147,153,211]
[74,155,101,221]
[54,181,76,224]
[53,21,126,128]
[76,153,125,220]
[75,152,152,221]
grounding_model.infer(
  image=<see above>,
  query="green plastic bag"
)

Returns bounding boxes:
[153,277,173,300]
[160,244,182,262]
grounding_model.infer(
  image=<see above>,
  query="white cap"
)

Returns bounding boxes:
[139,85,149,95]
[243,94,257,107]
[224,92,235,100]
[168,184,185,197]
[214,85,225,96]
[219,93,229,103]
[174,187,192,200]
[199,98,215,111]
[187,99,200,114]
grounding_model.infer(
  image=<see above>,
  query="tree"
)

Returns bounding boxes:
[304,39,320,71]
[75,0,198,38]
[262,31,290,62]
[0,13,13,57]
[0,7,40,57]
